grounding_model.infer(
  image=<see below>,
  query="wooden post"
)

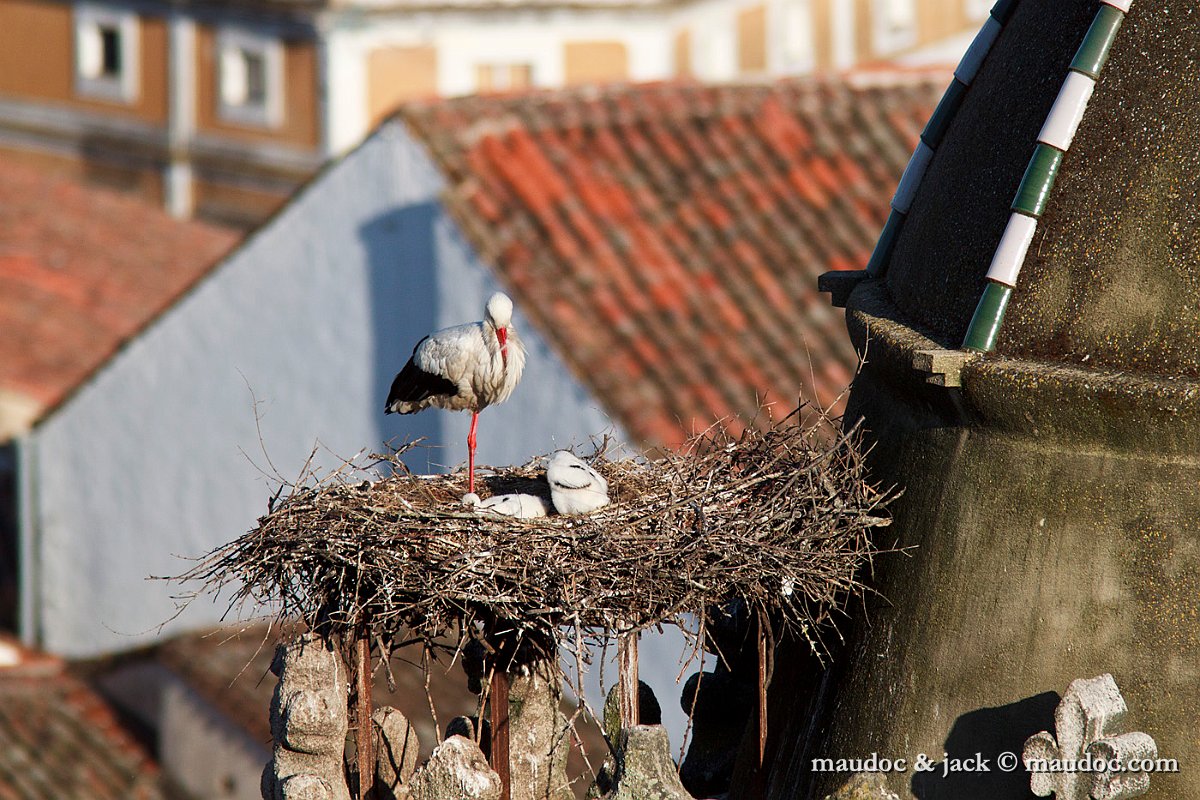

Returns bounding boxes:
[354,635,374,800]
[490,670,512,800]
[753,615,769,800]
[758,624,768,759]
[617,629,640,730]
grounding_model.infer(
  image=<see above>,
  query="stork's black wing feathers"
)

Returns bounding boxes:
[384,337,459,413]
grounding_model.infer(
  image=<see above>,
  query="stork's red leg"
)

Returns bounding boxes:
[467,411,479,494]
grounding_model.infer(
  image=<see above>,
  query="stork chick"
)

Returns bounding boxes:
[464,492,549,519]
[546,450,610,515]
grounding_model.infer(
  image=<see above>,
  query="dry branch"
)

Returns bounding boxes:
[181,406,893,666]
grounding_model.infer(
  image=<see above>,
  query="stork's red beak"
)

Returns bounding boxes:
[497,327,508,365]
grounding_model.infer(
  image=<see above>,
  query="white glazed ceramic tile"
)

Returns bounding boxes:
[1037,71,1096,151]
[891,142,935,214]
[986,212,1038,287]
[1101,0,1133,12]
[955,17,1003,85]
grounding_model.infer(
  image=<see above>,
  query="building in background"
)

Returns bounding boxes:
[1,72,939,787]
[0,158,237,634]
[0,0,984,226]
[8,73,939,661]
[0,635,167,798]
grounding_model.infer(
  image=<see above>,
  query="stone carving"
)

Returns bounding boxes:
[406,736,503,800]
[374,707,420,798]
[370,712,501,800]
[261,634,351,800]
[601,680,663,742]
[591,681,665,797]
[262,634,699,800]
[506,661,575,800]
[262,635,504,800]
[1023,674,1158,800]
[589,684,691,800]
[602,726,693,800]
[446,716,491,755]
[1088,733,1160,800]
[460,647,574,800]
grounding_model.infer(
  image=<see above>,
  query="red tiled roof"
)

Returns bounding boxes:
[400,75,944,449]
[0,641,164,799]
[0,162,239,416]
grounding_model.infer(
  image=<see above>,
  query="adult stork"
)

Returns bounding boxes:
[385,292,526,493]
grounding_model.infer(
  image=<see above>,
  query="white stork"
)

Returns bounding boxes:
[385,292,526,493]
[546,450,610,515]
[463,492,549,519]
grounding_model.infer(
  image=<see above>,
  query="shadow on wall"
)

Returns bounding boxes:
[80,130,161,193]
[360,203,446,475]
[910,692,1058,800]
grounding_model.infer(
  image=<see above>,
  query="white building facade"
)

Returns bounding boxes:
[0,0,985,224]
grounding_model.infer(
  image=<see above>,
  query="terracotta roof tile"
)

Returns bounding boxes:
[403,75,944,448]
[0,641,164,799]
[0,163,239,420]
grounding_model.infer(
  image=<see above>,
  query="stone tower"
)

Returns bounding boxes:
[765,1,1200,798]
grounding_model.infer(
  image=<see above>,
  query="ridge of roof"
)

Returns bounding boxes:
[0,633,62,676]
[397,75,946,447]
[398,71,950,131]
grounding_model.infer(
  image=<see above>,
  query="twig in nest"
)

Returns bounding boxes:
[178,404,894,686]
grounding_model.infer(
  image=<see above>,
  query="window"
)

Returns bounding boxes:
[216,29,283,128]
[563,41,629,86]
[674,29,692,77]
[367,46,438,125]
[475,63,533,93]
[872,0,919,54]
[74,4,139,103]
[737,5,767,74]
[780,0,815,72]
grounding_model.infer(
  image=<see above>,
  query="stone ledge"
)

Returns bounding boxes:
[844,277,1200,458]
[818,269,871,309]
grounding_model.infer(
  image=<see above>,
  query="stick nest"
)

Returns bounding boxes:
[184,408,894,657]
